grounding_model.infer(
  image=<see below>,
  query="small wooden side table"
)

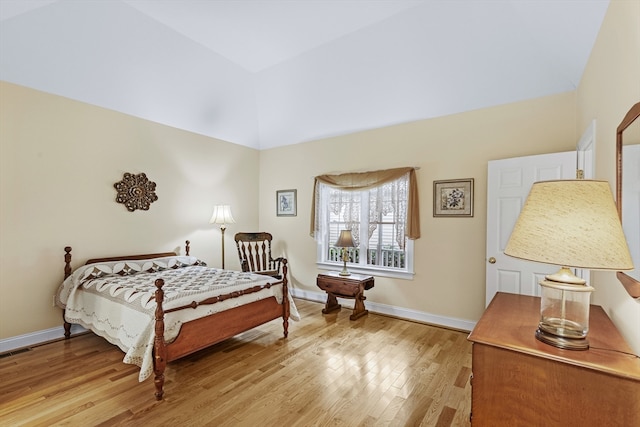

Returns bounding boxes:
[316,271,374,320]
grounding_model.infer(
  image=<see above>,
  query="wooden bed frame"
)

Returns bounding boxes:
[62,240,290,400]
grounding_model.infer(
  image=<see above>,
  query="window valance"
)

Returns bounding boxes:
[310,167,420,239]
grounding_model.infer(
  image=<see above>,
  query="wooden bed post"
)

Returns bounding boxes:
[64,247,72,279]
[185,240,190,256]
[282,259,289,338]
[153,278,167,401]
[63,247,73,339]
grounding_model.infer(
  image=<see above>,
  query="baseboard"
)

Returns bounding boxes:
[290,288,476,332]
[1,291,475,353]
[0,324,87,354]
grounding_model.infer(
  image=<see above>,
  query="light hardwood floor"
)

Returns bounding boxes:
[0,298,472,426]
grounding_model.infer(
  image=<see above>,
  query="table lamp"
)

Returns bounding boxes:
[335,230,356,276]
[210,205,236,269]
[504,180,633,350]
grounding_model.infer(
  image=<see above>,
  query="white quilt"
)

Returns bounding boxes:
[56,256,299,381]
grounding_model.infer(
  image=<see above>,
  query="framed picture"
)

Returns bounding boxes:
[276,189,297,217]
[433,178,474,217]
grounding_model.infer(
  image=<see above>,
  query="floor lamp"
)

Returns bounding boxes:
[210,205,236,269]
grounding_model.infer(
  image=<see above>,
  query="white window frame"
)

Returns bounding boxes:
[315,181,415,280]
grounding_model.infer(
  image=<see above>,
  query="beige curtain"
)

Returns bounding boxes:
[310,167,420,239]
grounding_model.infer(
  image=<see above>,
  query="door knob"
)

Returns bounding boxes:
[488,257,496,264]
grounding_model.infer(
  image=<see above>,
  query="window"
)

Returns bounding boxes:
[311,168,420,279]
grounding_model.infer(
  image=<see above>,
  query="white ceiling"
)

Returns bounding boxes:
[0,0,610,150]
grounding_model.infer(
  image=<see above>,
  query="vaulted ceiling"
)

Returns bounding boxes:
[0,0,610,150]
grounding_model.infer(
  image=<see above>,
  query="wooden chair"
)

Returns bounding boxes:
[234,232,283,279]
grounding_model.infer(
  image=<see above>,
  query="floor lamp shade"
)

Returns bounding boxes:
[504,180,633,350]
[210,205,236,269]
[209,205,236,226]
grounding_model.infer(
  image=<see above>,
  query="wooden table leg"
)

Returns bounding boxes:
[322,292,341,314]
[350,288,369,320]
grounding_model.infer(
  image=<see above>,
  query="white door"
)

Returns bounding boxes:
[575,120,595,283]
[577,119,596,179]
[486,151,576,306]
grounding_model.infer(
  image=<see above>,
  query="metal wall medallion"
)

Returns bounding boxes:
[114,172,158,212]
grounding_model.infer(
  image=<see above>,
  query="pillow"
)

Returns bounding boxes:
[142,260,168,273]
[80,264,113,281]
[142,255,206,270]
[58,255,207,306]
[113,262,143,276]
[79,255,206,282]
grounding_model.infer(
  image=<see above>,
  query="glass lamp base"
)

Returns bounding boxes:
[535,328,589,350]
[537,273,594,352]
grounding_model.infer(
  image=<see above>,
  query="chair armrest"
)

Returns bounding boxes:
[271,256,284,271]
[268,257,284,279]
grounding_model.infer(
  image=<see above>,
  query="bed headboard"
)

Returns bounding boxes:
[64,240,191,279]
[84,251,178,265]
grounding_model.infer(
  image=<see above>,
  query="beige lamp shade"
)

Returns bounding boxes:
[504,180,633,271]
[209,205,236,225]
[335,230,356,248]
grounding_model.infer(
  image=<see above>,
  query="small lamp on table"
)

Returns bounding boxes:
[335,229,356,276]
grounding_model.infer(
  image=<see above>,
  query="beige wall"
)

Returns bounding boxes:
[577,0,640,353]
[256,0,640,352]
[3,0,637,354]
[258,92,577,324]
[0,82,260,339]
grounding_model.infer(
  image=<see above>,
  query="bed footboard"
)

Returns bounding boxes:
[152,260,289,400]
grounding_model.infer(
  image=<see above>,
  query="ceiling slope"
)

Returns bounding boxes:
[0,0,610,149]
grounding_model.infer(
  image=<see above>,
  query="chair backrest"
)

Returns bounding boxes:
[234,232,282,278]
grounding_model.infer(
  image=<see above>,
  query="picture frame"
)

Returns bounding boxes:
[276,189,297,217]
[433,178,474,217]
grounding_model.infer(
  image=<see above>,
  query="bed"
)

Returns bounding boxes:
[55,241,299,400]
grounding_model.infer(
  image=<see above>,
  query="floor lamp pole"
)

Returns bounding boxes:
[220,224,227,269]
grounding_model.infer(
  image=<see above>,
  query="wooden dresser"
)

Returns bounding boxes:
[467,292,640,426]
